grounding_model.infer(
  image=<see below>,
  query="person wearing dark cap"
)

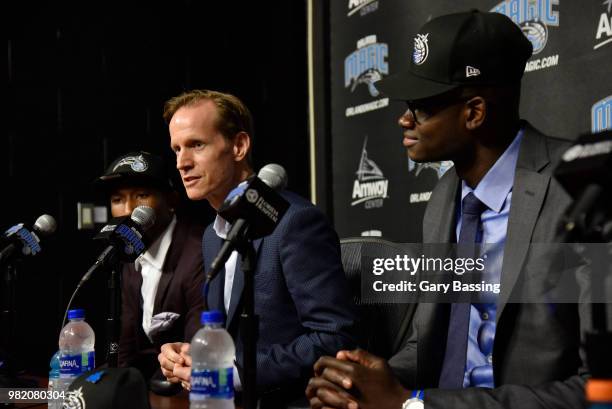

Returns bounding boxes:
[307,10,587,409]
[95,151,205,386]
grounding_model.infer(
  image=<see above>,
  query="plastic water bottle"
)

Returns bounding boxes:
[48,350,61,409]
[190,310,235,409]
[57,309,95,395]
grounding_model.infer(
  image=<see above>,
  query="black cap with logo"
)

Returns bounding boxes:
[375,9,533,101]
[65,368,151,409]
[94,151,174,192]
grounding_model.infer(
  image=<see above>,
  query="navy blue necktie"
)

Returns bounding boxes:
[439,192,487,389]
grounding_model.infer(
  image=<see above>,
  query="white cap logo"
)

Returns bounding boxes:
[64,386,86,409]
[413,33,429,65]
[466,66,481,77]
[113,155,148,173]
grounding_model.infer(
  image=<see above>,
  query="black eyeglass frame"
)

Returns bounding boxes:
[405,93,477,124]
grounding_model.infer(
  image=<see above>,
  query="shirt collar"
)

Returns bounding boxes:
[461,127,524,213]
[213,214,232,240]
[135,215,177,271]
[212,179,251,239]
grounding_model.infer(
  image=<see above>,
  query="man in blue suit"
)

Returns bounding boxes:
[157,89,356,403]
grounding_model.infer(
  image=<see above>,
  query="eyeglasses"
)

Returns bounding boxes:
[405,95,474,124]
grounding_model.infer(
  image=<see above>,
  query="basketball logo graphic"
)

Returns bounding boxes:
[413,33,429,65]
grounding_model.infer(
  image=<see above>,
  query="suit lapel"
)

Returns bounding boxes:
[225,237,264,328]
[423,167,459,244]
[153,218,185,314]
[497,124,551,320]
[205,234,226,318]
[418,168,459,382]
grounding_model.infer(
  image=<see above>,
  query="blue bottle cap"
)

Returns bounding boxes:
[201,310,223,325]
[68,309,85,319]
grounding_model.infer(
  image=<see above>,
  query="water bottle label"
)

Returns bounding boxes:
[190,368,234,400]
[59,351,95,377]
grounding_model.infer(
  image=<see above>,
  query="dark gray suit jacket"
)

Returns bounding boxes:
[389,122,590,408]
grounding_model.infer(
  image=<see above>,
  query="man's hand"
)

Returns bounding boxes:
[306,349,409,409]
[158,342,192,389]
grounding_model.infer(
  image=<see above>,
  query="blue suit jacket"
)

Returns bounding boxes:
[203,191,357,392]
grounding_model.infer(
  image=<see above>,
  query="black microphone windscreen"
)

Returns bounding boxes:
[554,130,612,198]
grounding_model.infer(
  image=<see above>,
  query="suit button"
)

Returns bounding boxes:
[487,354,493,364]
[482,312,489,320]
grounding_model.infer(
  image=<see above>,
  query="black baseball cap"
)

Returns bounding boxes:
[65,367,151,409]
[375,9,533,101]
[94,151,174,192]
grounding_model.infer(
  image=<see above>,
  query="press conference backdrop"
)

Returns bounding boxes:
[317,0,612,242]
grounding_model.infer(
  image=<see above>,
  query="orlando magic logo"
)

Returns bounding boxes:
[345,35,389,97]
[113,154,148,173]
[413,33,429,65]
[351,136,389,209]
[64,386,86,409]
[520,20,548,54]
[351,68,383,97]
[408,158,453,179]
[491,0,559,56]
[592,95,612,133]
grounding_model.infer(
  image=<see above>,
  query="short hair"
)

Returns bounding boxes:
[163,89,254,165]
[163,89,254,140]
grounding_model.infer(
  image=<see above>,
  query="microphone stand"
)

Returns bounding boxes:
[565,201,612,403]
[202,231,259,409]
[0,261,37,395]
[236,240,258,409]
[1,263,17,382]
[106,263,122,368]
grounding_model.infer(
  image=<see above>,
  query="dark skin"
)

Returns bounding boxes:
[306,349,408,409]
[109,183,179,243]
[306,87,522,409]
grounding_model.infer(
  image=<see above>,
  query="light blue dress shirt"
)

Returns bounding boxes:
[455,128,524,388]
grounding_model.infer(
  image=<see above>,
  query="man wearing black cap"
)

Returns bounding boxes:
[307,10,587,409]
[95,151,205,384]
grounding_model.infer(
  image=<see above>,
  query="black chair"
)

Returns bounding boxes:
[340,237,417,359]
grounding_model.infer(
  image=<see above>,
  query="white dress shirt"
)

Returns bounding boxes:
[135,215,177,341]
[212,213,242,390]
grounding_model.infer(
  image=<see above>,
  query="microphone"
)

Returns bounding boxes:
[0,214,57,263]
[554,130,612,242]
[79,206,155,285]
[208,164,290,279]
